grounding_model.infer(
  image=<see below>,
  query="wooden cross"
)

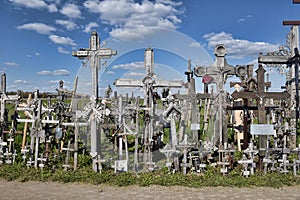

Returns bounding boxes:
[174,59,212,145]
[231,64,290,168]
[194,44,246,146]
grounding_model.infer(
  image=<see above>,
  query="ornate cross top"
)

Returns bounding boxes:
[73,31,117,102]
[194,44,246,92]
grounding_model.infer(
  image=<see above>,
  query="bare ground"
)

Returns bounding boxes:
[0,180,300,200]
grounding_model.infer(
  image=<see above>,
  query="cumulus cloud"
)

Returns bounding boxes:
[83,0,183,41]
[37,69,70,76]
[14,80,31,84]
[60,3,82,19]
[4,62,19,67]
[126,72,145,77]
[9,0,58,12]
[189,41,201,48]
[9,0,48,9]
[83,22,99,33]
[203,31,279,59]
[112,62,144,70]
[49,35,77,46]
[55,19,78,30]
[58,47,70,54]
[17,23,56,34]
[48,3,58,12]
[105,70,115,75]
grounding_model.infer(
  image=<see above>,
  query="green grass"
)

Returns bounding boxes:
[1,164,300,188]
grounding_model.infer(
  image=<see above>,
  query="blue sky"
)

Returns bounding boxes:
[0,0,299,95]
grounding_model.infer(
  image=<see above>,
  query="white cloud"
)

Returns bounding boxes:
[37,69,70,76]
[203,31,279,59]
[35,52,40,56]
[83,22,99,33]
[14,80,31,84]
[238,15,252,23]
[9,0,48,9]
[189,41,201,48]
[17,23,56,34]
[49,35,77,46]
[4,62,19,67]
[84,0,183,41]
[105,70,115,75]
[36,70,52,75]
[48,3,58,12]
[9,0,58,12]
[58,46,70,54]
[55,19,78,30]
[60,3,82,19]
[238,18,245,23]
[53,69,70,76]
[126,72,145,77]
[112,62,144,70]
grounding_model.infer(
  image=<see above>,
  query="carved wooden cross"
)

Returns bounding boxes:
[231,65,290,169]
[194,44,246,146]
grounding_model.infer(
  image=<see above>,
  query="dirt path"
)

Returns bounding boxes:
[0,180,300,200]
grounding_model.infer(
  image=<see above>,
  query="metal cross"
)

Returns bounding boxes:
[72,31,117,171]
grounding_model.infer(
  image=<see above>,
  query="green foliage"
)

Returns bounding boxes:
[1,164,300,188]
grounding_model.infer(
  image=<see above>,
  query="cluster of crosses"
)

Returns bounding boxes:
[1,1,300,175]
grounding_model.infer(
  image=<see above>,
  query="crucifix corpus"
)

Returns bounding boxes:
[72,31,117,171]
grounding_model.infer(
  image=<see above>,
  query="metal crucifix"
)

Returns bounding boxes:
[72,31,117,171]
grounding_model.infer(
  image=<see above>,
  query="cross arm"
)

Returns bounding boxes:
[153,80,183,88]
[231,91,290,99]
[114,79,143,88]
[258,55,289,64]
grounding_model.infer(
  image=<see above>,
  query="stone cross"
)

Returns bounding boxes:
[72,31,117,171]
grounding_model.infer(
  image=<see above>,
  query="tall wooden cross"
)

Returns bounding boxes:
[194,44,246,146]
[174,59,212,145]
[72,31,117,171]
[231,64,290,168]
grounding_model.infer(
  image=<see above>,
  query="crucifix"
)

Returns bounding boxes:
[231,64,290,169]
[72,31,117,171]
[228,65,273,150]
[114,47,183,170]
[194,44,246,147]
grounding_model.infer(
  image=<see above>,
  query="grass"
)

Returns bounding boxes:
[1,164,300,188]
